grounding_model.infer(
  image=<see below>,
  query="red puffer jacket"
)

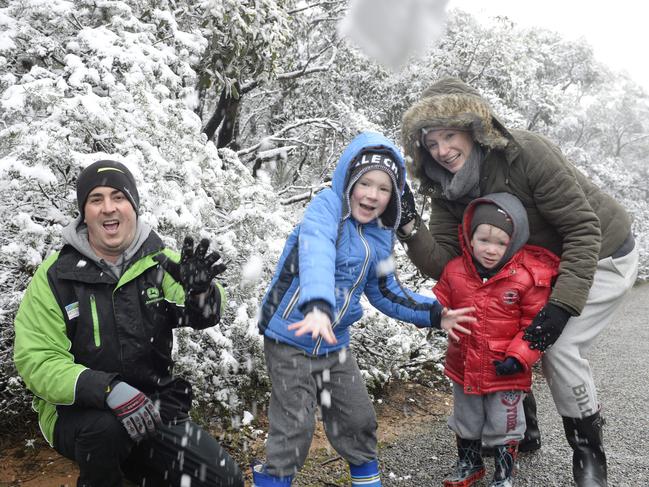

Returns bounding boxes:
[433,243,559,395]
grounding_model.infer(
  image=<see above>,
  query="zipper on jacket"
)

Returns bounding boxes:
[90,294,100,347]
[282,288,301,320]
[312,224,371,355]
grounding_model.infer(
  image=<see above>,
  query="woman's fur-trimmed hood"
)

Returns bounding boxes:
[401,77,509,183]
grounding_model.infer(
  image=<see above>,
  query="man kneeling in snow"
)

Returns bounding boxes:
[14,160,243,487]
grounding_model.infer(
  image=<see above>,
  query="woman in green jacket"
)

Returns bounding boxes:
[398,77,638,487]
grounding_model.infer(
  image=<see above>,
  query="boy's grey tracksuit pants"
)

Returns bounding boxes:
[263,338,378,477]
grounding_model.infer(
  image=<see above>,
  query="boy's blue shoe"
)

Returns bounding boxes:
[349,459,382,486]
[251,461,293,486]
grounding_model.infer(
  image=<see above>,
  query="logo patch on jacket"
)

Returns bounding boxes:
[145,287,162,304]
[65,301,80,319]
[501,289,520,305]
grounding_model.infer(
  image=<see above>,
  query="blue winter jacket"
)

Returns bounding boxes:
[258,131,442,355]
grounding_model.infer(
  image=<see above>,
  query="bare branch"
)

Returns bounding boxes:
[257,146,298,161]
[288,1,346,15]
[276,45,338,81]
[277,182,332,196]
[37,183,60,210]
[240,43,338,95]
[267,137,318,148]
[68,13,84,30]
[153,35,176,46]
[236,118,341,156]
[280,182,331,205]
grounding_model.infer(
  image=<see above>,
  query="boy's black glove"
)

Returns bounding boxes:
[523,303,571,351]
[154,236,226,295]
[493,357,523,376]
[399,182,418,230]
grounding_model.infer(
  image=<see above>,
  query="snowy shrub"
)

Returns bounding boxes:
[352,305,447,396]
[1,1,647,436]
[0,0,296,430]
[350,239,448,396]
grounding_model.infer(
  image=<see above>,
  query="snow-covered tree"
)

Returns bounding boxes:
[0,0,297,429]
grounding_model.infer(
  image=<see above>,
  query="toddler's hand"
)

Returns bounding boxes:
[493,357,523,375]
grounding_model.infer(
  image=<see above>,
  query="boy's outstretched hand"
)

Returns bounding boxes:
[288,308,337,345]
[440,307,476,342]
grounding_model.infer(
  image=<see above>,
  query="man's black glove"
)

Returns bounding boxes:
[493,357,523,376]
[154,236,226,295]
[106,381,161,442]
[399,182,418,230]
[523,303,571,351]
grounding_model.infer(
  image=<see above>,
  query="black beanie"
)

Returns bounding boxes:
[76,160,139,219]
[346,151,403,229]
[470,203,513,237]
[348,151,402,189]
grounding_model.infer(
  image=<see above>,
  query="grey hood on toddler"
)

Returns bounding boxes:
[462,192,529,270]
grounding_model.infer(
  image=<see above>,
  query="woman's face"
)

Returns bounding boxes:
[423,129,475,174]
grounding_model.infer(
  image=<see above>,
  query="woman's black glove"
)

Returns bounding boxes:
[523,303,571,351]
[154,236,226,295]
[399,182,418,230]
[493,357,523,376]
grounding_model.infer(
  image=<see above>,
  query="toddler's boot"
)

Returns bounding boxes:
[443,437,486,487]
[489,442,517,487]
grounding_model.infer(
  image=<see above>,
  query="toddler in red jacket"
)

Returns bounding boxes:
[433,192,559,487]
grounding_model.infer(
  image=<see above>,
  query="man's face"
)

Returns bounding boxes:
[84,186,136,263]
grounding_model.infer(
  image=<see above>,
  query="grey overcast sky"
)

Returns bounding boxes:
[447,0,649,91]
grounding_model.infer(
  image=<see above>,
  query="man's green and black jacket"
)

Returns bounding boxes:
[13,231,226,445]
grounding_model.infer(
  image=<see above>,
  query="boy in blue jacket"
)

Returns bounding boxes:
[253,131,476,486]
